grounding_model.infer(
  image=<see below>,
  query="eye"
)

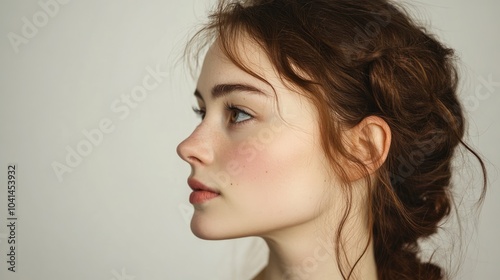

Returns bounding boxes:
[226,104,253,124]
[192,106,206,119]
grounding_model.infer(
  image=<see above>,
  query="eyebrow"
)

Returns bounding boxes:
[194,83,268,101]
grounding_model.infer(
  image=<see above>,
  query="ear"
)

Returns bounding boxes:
[343,116,391,181]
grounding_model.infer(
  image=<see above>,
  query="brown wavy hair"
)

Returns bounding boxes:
[186,0,487,279]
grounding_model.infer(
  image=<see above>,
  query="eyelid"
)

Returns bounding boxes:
[192,106,205,119]
[191,103,255,125]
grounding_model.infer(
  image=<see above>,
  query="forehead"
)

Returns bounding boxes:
[196,38,282,96]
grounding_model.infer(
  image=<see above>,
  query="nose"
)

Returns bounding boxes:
[176,125,215,166]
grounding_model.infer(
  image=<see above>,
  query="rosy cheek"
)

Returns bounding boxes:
[217,120,312,191]
[218,138,274,186]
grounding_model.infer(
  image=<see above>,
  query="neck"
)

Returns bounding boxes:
[254,220,378,280]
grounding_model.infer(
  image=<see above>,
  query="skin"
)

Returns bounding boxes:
[177,37,388,280]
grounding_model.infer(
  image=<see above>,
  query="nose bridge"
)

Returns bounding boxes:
[177,122,215,165]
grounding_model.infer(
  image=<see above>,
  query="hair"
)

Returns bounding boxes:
[186,0,487,279]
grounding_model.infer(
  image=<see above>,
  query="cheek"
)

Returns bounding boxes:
[218,116,300,184]
[222,129,291,184]
[219,137,273,185]
[221,130,328,212]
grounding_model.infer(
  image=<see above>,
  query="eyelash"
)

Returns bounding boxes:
[192,103,254,126]
[192,106,206,119]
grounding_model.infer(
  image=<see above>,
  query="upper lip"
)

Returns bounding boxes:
[187,178,220,194]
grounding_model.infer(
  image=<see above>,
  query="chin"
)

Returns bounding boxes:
[190,218,255,240]
[191,225,217,240]
[191,225,240,240]
[190,217,227,240]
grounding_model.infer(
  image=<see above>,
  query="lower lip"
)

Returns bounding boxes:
[189,190,220,204]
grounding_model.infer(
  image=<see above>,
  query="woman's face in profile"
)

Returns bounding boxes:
[177,39,342,240]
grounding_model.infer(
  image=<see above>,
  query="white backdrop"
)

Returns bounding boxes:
[0,1,498,279]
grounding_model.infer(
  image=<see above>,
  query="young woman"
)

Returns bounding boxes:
[176,0,487,279]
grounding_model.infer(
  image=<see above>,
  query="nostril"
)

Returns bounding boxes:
[176,137,207,165]
[187,155,203,164]
[176,127,214,165]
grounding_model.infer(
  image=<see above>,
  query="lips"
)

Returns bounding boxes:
[188,178,221,204]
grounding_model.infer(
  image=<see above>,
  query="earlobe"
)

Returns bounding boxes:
[345,116,391,180]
